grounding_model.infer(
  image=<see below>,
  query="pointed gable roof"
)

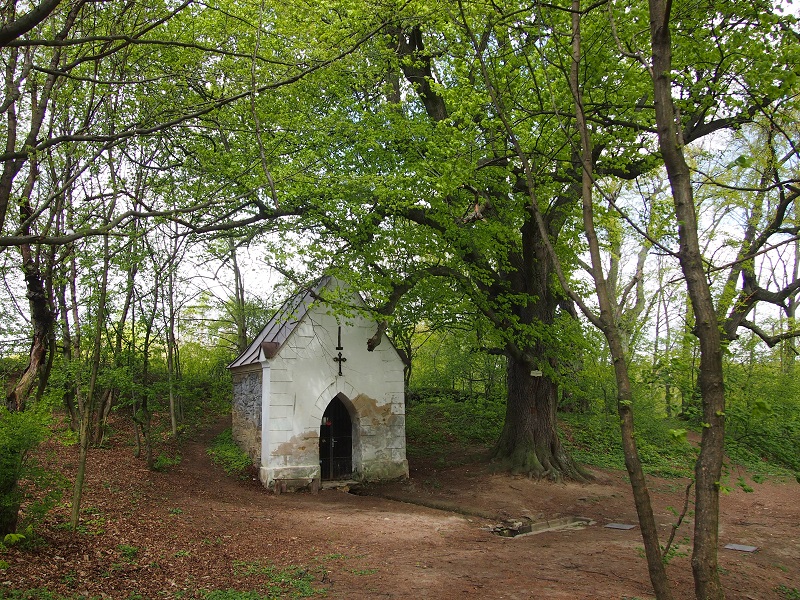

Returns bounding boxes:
[228,276,331,370]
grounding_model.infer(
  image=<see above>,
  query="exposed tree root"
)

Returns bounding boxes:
[490,441,592,483]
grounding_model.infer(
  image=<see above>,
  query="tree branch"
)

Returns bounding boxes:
[0,0,62,47]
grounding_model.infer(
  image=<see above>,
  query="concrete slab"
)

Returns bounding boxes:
[604,523,636,530]
[724,544,758,552]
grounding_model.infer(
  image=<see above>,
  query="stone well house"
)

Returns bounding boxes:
[229,276,408,491]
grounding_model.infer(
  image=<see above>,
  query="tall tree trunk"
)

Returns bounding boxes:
[449,9,585,481]
[648,2,726,597]
[569,6,673,595]
[70,232,110,529]
[133,283,158,469]
[230,240,249,354]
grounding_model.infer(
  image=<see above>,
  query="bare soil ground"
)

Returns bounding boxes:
[4,416,799,600]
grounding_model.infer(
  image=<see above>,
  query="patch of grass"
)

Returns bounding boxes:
[350,568,377,576]
[153,452,181,472]
[0,590,102,599]
[316,553,346,562]
[203,592,269,600]
[777,585,800,600]
[724,440,796,479]
[61,570,77,586]
[57,509,106,536]
[202,537,224,546]
[117,544,139,562]
[207,429,253,477]
[228,560,322,598]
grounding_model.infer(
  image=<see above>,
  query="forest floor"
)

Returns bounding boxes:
[3,415,799,600]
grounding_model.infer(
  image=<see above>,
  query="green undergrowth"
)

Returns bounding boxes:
[207,428,253,477]
[559,411,696,478]
[221,560,323,599]
[724,440,797,480]
[405,392,796,480]
[404,394,504,459]
[0,561,322,600]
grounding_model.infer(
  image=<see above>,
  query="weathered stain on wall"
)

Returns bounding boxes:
[272,431,320,466]
[350,393,407,481]
[351,393,392,426]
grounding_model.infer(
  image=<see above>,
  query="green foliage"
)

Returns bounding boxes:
[560,409,695,478]
[724,363,800,475]
[178,342,235,418]
[117,544,139,562]
[405,392,504,458]
[661,538,690,564]
[152,453,182,472]
[0,407,52,534]
[225,561,322,598]
[410,324,506,402]
[0,590,102,599]
[2,533,24,547]
[64,507,106,536]
[207,429,253,477]
[776,585,800,600]
[203,592,271,600]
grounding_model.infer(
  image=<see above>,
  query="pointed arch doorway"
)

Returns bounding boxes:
[319,395,353,480]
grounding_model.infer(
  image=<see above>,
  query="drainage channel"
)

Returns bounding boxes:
[487,516,595,538]
[348,486,594,536]
[347,485,503,520]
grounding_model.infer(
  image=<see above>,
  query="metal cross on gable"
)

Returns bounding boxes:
[333,325,347,376]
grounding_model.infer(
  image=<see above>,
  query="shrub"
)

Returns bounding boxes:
[207,429,252,476]
[0,408,49,535]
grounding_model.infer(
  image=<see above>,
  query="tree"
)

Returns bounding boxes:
[262,0,796,594]
[645,0,799,596]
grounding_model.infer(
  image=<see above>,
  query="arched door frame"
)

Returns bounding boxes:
[319,395,353,480]
[311,382,362,478]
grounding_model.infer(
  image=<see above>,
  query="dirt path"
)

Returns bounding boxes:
[5,417,799,599]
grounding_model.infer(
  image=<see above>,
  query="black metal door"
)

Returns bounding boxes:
[319,396,352,480]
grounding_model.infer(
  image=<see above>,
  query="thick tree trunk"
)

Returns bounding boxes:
[492,357,583,480]
[396,18,582,481]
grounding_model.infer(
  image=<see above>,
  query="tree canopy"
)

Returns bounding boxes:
[1,0,798,596]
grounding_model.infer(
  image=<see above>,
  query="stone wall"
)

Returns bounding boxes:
[231,369,262,464]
